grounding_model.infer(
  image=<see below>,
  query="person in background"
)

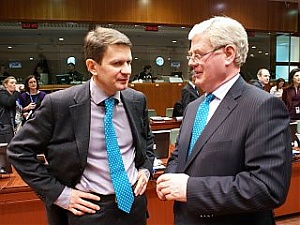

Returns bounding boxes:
[251,68,270,90]
[19,75,46,123]
[138,65,152,81]
[269,78,285,98]
[33,63,45,81]
[0,76,21,141]
[181,71,200,111]
[282,68,300,121]
[172,71,200,117]
[67,63,84,82]
[0,64,10,79]
[7,26,154,225]
[156,16,291,225]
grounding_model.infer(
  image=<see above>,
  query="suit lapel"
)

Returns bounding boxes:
[69,81,91,166]
[120,89,140,148]
[183,77,246,171]
[175,96,202,172]
[188,84,199,98]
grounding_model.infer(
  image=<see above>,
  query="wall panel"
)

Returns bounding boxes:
[60,0,94,22]
[238,0,268,30]
[0,0,298,32]
[186,0,210,25]
[209,0,241,20]
[269,1,299,32]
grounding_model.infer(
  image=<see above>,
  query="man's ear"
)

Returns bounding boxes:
[86,59,97,76]
[224,45,236,66]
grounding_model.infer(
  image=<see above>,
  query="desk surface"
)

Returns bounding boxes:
[150,118,181,131]
[0,168,28,194]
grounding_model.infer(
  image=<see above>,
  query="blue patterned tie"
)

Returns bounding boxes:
[188,93,215,156]
[104,98,134,213]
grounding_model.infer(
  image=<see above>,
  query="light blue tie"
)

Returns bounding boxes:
[188,93,215,156]
[104,98,134,213]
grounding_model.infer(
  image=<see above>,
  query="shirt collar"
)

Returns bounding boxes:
[188,80,196,89]
[90,77,121,105]
[212,74,240,101]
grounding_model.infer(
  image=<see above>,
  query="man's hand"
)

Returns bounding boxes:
[156,173,189,202]
[67,189,100,216]
[134,169,150,196]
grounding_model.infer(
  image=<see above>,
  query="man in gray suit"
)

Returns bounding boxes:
[156,16,291,225]
[8,27,155,225]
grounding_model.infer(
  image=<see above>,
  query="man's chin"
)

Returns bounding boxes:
[117,82,129,90]
[195,79,204,88]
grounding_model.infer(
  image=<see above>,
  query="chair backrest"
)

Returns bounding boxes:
[172,100,183,117]
[153,130,170,159]
[170,128,180,145]
[165,107,174,117]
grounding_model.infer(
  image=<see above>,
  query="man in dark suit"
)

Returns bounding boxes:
[181,72,200,111]
[251,68,270,90]
[8,27,155,225]
[173,72,200,117]
[156,16,291,225]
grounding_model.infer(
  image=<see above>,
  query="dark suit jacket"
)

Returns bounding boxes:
[181,82,200,112]
[7,80,155,225]
[172,83,200,117]
[0,89,20,125]
[251,80,264,90]
[165,77,291,225]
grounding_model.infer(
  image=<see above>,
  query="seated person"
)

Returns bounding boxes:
[67,63,83,82]
[138,65,152,81]
[269,78,285,98]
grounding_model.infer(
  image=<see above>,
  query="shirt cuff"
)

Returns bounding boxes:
[139,168,150,179]
[53,186,72,209]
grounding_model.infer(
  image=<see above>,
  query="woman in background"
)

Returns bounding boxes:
[269,78,285,98]
[0,76,21,141]
[19,75,46,123]
[282,68,300,121]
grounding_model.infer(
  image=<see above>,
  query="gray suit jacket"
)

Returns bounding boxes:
[7,80,155,225]
[165,77,291,225]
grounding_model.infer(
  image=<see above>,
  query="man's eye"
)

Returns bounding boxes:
[113,62,123,66]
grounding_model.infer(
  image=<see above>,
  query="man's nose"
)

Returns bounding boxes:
[121,63,131,74]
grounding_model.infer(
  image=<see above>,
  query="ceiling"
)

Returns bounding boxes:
[0,22,275,59]
[0,22,190,61]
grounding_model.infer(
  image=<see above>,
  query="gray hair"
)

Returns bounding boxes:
[188,16,248,67]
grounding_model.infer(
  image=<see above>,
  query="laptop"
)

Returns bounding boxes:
[55,74,71,84]
[153,130,170,159]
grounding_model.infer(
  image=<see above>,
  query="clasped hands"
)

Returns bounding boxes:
[67,169,150,216]
[156,173,189,202]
